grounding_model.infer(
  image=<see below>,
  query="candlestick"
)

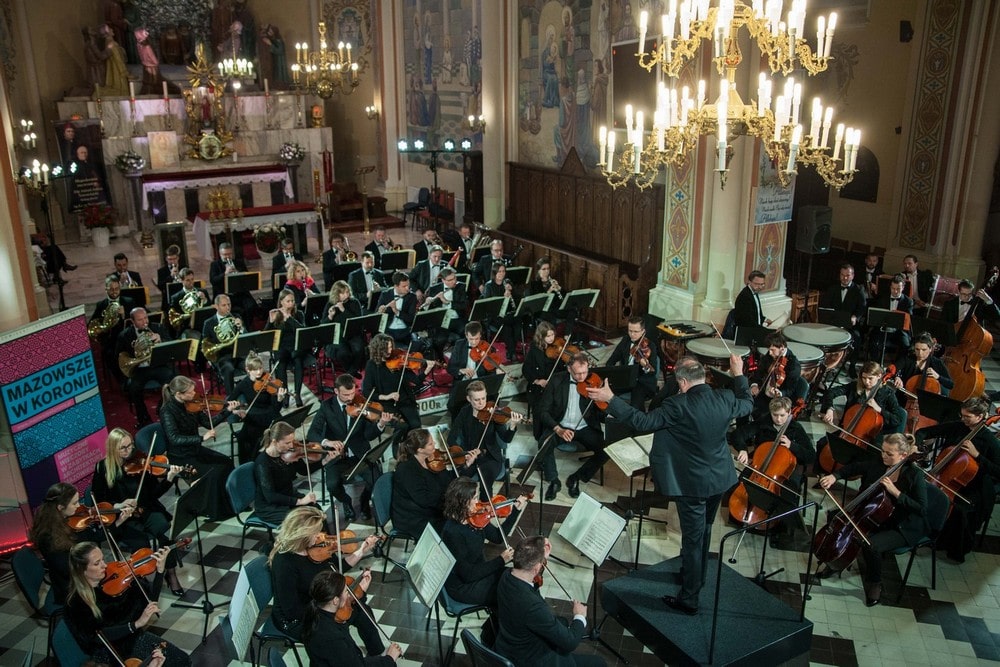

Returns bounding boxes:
[129,81,135,100]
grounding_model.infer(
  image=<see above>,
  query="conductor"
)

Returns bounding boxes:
[587,354,753,615]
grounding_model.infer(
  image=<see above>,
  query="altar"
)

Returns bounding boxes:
[143,163,294,218]
[192,202,318,259]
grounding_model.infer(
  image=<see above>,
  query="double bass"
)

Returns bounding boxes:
[943,267,999,401]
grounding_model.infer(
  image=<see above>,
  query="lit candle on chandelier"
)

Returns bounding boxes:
[638,11,648,54]
[786,124,802,173]
[607,129,616,167]
[599,126,608,164]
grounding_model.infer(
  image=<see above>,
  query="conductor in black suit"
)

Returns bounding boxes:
[588,355,753,615]
[347,252,389,312]
[732,270,771,328]
[495,535,604,667]
[537,353,606,501]
[943,279,1000,324]
[306,374,392,522]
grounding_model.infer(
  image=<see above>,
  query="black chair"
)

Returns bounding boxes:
[51,617,88,667]
[11,547,63,661]
[890,484,950,602]
[243,555,304,667]
[370,471,416,582]
[460,628,515,667]
[431,588,490,666]
[403,187,431,228]
[978,478,1000,547]
[225,463,281,568]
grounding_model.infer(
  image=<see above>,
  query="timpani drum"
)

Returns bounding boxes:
[783,323,852,372]
[686,338,750,374]
[765,341,825,385]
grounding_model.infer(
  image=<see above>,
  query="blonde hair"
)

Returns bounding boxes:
[289,260,312,282]
[103,428,133,489]
[245,350,264,373]
[67,542,102,619]
[268,506,326,566]
[881,432,918,456]
[328,280,352,305]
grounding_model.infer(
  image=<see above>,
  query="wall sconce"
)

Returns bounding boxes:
[19,119,37,149]
[365,104,379,120]
[467,114,486,134]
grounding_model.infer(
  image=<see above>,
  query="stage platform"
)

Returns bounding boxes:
[601,556,812,666]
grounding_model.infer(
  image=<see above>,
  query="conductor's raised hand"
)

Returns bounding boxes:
[586,378,614,403]
[730,353,745,376]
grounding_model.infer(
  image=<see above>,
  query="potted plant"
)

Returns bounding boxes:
[253,222,285,257]
[113,150,146,175]
[81,203,117,248]
[278,142,305,165]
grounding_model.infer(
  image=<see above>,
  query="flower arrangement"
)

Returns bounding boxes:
[278,142,305,163]
[81,204,117,229]
[253,222,285,254]
[113,150,146,173]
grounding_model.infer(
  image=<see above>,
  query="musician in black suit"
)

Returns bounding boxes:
[116,308,173,427]
[270,238,303,296]
[306,374,393,522]
[424,267,469,335]
[587,355,753,615]
[537,353,606,502]
[732,271,771,328]
[201,294,244,395]
[901,254,936,308]
[473,239,508,286]
[449,380,524,497]
[455,221,475,259]
[376,272,419,347]
[155,245,182,313]
[862,252,883,299]
[942,279,1000,324]
[347,252,389,312]
[364,226,394,269]
[605,316,660,409]
[208,242,249,297]
[90,275,136,381]
[112,253,143,288]
[748,331,803,417]
[321,232,350,291]
[495,536,603,667]
[869,274,914,362]
[409,245,448,302]
[169,269,211,340]
[362,334,436,451]
[412,228,438,264]
[819,263,868,373]
[447,321,502,382]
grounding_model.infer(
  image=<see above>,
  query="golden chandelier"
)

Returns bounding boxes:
[291,21,360,98]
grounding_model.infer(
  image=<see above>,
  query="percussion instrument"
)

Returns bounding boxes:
[657,320,717,367]
[686,338,750,374]
[783,323,852,372]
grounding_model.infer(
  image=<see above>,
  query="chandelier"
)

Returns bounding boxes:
[599,0,861,190]
[291,21,360,98]
[218,57,253,87]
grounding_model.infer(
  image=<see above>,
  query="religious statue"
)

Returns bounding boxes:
[258,24,290,89]
[136,28,165,95]
[159,25,184,65]
[81,27,106,93]
[94,23,129,99]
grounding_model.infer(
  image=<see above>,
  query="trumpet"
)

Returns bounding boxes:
[118,329,155,378]
[381,236,402,251]
[202,315,243,363]
[88,300,123,339]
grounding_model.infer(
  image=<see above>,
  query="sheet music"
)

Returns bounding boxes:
[228,570,259,658]
[407,524,456,607]
[558,492,627,565]
[604,434,653,477]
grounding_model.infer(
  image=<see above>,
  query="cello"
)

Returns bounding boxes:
[943,267,999,401]
[818,366,896,473]
[927,409,1000,514]
[728,399,806,527]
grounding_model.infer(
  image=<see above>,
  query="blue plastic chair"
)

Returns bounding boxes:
[370,471,416,582]
[244,555,304,667]
[226,464,281,569]
[51,617,87,667]
[11,547,63,661]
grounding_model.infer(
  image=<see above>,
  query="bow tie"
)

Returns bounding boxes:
[890,298,898,302]
[962,300,972,305]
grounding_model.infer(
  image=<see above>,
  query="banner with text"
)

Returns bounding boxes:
[0,307,107,508]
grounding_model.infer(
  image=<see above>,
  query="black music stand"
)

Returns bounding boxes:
[224,272,262,294]
[591,365,639,394]
[345,313,386,341]
[706,367,737,389]
[332,261,361,283]
[505,266,531,287]
[446,372,505,418]
[282,404,311,429]
[469,295,508,322]
[559,288,600,313]
[910,315,958,347]
[915,391,963,424]
[412,307,449,335]
[295,323,340,393]
[120,286,148,308]
[730,478,798,583]
[380,251,413,273]
[169,482,230,642]
[471,246,491,266]
[150,339,196,367]
[345,435,394,490]
[304,294,331,326]
[866,307,907,366]
[734,325,771,349]
[233,331,279,358]
[191,307,216,334]
[514,292,554,318]
[817,308,855,329]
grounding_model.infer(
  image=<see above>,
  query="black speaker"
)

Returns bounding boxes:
[795,205,833,254]
[900,20,914,43]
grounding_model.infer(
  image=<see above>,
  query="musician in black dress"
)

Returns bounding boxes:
[362,334,435,450]
[817,433,928,606]
[605,316,660,409]
[527,257,565,326]
[440,477,526,607]
[269,506,382,646]
[303,570,402,666]
[322,280,365,375]
[892,332,953,398]
[92,428,185,595]
[65,541,190,665]
[480,262,518,362]
[449,380,524,497]
[748,331,803,417]
[915,397,1000,562]
[254,422,337,524]
[229,351,287,465]
[523,322,565,435]
[391,428,478,539]
[265,288,309,407]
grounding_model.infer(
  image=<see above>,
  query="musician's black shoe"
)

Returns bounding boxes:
[545,479,561,501]
[342,502,356,523]
[864,581,882,607]
[566,475,580,498]
[64,264,77,271]
[661,595,698,615]
[814,566,841,580]
[294,393,303,407]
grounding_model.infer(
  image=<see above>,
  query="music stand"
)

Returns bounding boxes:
[590,365,639,394]
[304,294,332,326]
[412,307,450,336]
[282,404,311,429]
[169,481,230,642]
[380,250,414,272]
[734,325,771,348]
[514,292,554,318]
[706,367,737,389]
[332,261,361,283]
[910,315,958,347]
[272,273,288,294]
[345,435,394,487]
[224,272,262,294]
[866,308,907,365]
[233,331,279,359]
[150,339,197,366]
[827,435,880,468]
[817,308,855,329]
[295,323,340,352]
[469,296,509,323]
[731,477,798,583]
[914,391,963,423]
[191,307,216,334]
[505,266,531,287]
[120,286,148,308]
[514,432,573,555]
[559,288,600,313]
[471,246,491,266]
[345,313,387,340]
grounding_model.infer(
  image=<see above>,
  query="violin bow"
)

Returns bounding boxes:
[710,323,734,356]
[474,468,512,551]
[95,497,155,606]
[431,423,461,478]
[471,326,505,376]
[344,573,398,649]
[96,631,128,667]
[512,524,574,599]
[199,373,215,441]
[542,336,572,387]
[819,486,873,547]
[131,433,157,510]
[393,341,414,396]
[333,498,345,573]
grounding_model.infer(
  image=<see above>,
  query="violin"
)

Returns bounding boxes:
[124,642,167,667]
[66,503,121,531]
[253,372,284,395]
[185,391,228,413]
[334,573,369,624]
[428,445,468,472]
[575,372,608,410]
[475,401,531,426]
[470,341,505,372]
[385,349,427,372]
[101,538,192,597]
[629,335,652,365]
[761,355,788,395]
[468,494,531,530]
[545,337,581,364]
[123,454,197,479]
[280,441,335,464]
[307,531,385,562]
[346,396,401,423]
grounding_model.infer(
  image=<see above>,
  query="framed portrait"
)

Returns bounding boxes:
[323,0,373,74]
[148,131,181,169]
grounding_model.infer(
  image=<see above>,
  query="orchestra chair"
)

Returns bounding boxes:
[242,555,304,667]
[403,187,431,229]
[11,547,63,661]
[225,464,281,569]
[370,472,417,582]
[978,478,1000,548]
[889,484,950,603]
[51,617,88,667]
[430,587,491,667]
[461,628,515,667]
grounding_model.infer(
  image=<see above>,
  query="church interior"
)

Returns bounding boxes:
[3,0,1000,665]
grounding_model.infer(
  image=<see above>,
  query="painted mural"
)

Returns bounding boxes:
[402,0,483,172]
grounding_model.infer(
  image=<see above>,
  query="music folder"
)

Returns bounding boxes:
[514,292,554,317]
[233,331,279,358]
[817,307,855,329]
[412,307,450,334]
[150,339,197,366]
[295,323,340,351]
[559,288,600,312]
[505,266,532,287]
[282,404,311,430]
[345,312,386,340]
[471,246,491,266]
[469,295,509,322]
[120,286,148,308]
[866,307,907,331]
[224,271,262,294]
[304,294,331,326]
[380,250,415,272]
